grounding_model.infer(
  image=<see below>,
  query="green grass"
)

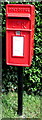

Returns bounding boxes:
[2,91,41,118]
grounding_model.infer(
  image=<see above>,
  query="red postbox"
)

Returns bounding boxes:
[6,4,35,67]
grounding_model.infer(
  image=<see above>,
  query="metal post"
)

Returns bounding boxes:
[17,66,23,115]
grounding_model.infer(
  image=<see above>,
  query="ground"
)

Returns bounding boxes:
[1,91,41,119]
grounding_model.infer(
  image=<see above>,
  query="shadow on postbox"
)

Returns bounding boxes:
[6,4,35,67]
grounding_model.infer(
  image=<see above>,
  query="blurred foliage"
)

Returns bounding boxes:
[2,2,42,94]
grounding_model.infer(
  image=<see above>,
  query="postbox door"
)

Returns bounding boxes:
[6,30,30,66]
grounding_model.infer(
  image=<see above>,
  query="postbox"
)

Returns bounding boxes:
[6,4,35,67]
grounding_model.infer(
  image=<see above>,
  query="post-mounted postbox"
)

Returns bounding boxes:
[6,4,35,67]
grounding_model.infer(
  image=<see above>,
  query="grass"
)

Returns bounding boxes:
[2,91,41,119]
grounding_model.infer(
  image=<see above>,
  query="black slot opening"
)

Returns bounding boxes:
[8,17,30,20]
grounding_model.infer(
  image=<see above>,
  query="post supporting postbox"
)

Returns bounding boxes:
[17,66,23,115]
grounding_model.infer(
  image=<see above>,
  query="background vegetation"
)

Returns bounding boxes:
[2,1,42,95]
[1,1,42,119]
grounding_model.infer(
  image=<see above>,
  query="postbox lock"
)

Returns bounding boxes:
[16,31,20,35]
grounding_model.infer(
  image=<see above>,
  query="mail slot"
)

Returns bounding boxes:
[6,4,35,67]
